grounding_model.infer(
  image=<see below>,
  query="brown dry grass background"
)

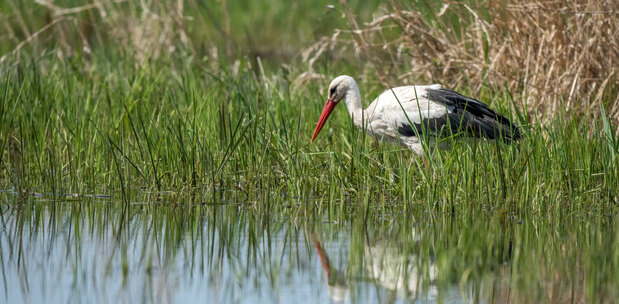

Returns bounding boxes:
[1,0,194,63]
[304,0,618,130]
[2,0,618,129]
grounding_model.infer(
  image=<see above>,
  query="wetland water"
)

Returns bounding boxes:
[0,192,615,303]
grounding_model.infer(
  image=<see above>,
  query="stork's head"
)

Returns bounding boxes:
[311,75,356,142]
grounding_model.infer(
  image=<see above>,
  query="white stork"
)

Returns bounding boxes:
[311,75,521,156]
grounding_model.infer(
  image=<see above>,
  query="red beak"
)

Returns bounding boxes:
[311,99,337,142]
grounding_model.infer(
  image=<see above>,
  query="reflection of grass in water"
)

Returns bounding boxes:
[1,195,615,302]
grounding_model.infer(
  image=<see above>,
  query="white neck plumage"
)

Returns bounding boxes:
[343,81,365,129]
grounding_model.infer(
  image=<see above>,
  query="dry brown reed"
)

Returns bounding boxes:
[1,0,194,64]
[303,0,618,129]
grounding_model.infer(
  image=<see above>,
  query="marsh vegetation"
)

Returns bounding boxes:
[1,0,617,303]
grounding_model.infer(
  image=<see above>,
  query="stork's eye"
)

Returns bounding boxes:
[330,86,337,97]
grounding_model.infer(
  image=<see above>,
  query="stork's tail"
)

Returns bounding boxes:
[495,115,521,143]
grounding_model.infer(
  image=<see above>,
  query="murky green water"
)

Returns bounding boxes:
[0,191,616,303]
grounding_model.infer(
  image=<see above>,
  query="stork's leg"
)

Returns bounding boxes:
[407,140,436,182]
[422,158,436,184]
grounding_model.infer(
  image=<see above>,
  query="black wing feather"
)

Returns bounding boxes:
[397,89,521,142]
[397,115,463,138]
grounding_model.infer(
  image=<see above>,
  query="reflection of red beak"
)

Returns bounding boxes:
[311,234,331,277]
[311,99,337,142]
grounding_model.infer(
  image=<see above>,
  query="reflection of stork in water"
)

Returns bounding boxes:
[311,234,439,302]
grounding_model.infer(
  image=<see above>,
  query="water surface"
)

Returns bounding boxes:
[0,192,615,303]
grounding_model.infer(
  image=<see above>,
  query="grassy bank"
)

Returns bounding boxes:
[1,56,617,212]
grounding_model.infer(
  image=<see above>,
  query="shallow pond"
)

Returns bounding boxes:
[0,192,615,303]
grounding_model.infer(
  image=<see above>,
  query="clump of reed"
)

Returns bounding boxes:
[304,0,618,129]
